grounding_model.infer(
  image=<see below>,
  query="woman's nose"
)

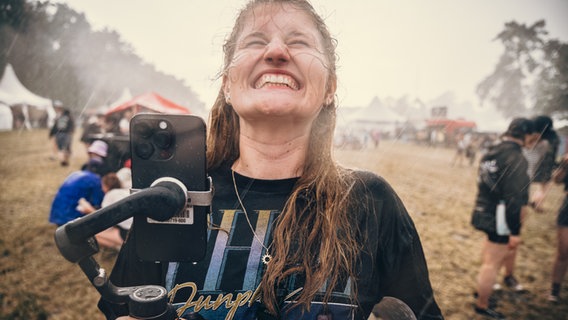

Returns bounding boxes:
[263,39,290,65]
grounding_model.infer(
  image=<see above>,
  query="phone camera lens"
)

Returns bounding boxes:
[133,122,153,138]
[153,131,173,149]
[134,142,154,160]
[158,121,168,130]
[158,149,172,160]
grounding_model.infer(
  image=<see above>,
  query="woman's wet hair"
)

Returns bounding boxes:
[206,1,360,315]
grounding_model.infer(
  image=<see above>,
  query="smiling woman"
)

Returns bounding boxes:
[223,2,334,129]
[100,1,443,319]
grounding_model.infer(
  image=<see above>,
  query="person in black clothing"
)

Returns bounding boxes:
[80,112,106,151]
[49,101,75,166]
[548,153,568,302]
[99,1,443,319]
[528,115,560,211]
[471,118,535,319]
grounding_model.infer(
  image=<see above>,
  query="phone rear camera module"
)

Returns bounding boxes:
[153,131,173,149]
[134,142,154,160]
[133,122,153,138]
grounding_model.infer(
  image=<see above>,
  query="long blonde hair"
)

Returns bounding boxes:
[207,0,361,314]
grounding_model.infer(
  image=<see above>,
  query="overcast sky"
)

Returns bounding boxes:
[54,0,568,115]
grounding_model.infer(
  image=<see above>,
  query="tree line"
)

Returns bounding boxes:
[476,20,567,121]
[0,0,206,118]
[1,1,566,123]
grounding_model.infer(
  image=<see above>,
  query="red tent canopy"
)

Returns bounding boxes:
[104,92,190,116]
[426,118,476,134]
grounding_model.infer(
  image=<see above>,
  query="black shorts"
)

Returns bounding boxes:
[486,232,509,244]
[55,133,72,152]
[558,196,568,227]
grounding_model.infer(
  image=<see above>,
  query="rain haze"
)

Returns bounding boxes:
[3,2,568,318]
[54,0,568,131]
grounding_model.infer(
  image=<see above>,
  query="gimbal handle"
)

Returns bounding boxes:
[54,178,188,319]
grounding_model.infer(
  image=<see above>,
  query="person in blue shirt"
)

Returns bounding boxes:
[48,159,104,226]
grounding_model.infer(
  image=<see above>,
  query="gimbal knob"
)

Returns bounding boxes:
[129,285,176,319]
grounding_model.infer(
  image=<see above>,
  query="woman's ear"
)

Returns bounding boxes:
[222,76,231,104]
[325,76,337,105]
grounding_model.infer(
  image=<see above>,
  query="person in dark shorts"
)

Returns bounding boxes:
[549,153,568,302]
[49,101,75,166]
[471,118,534,319]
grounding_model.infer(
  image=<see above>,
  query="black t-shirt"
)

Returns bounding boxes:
[99,165,443,320]
[533,136,560,183]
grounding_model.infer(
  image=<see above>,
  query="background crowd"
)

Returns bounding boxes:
[48,102,133,251]
[45,103,567,319]
[469,115,565,319]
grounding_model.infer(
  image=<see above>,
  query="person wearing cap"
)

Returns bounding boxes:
[48,158,105,226]
[83,140,112,176]
[471,117,535,319]
[48,101,75,166]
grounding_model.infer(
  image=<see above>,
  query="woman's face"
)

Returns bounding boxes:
[224,3,335,124]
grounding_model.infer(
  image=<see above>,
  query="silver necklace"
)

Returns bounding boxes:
[232,170,273,265]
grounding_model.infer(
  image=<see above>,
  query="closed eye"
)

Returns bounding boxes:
[288,39,310,47]
[286,31,316,49]
[241,32,268,48]
[243,40,267,48]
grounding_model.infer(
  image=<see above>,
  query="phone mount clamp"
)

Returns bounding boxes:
[54,177,214,320]
[130,176,214,207]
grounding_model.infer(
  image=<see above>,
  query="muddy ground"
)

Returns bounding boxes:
[0,129,566,319]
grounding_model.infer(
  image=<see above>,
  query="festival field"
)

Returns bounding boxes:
[0,129,566,319]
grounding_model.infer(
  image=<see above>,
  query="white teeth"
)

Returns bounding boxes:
[255,74,298,90]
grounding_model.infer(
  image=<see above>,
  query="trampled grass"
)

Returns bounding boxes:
[0,129,566,319]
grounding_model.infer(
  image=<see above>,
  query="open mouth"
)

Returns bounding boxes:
[254,73,299,90]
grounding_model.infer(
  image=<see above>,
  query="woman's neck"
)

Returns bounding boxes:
[233,129,309,179]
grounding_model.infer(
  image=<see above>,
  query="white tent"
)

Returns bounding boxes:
[0,102,13,131]
[346,96,406,127]
[0,64,55,128]
[111,88,133,108]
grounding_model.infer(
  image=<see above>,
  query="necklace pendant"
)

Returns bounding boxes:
[261,253,272,265]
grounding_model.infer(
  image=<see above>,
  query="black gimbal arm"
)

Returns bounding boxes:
[54,178,188,320]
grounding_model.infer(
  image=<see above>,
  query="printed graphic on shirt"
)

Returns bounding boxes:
[479,158,499,191]
[166,208,356,320]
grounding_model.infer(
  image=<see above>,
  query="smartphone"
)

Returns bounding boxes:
[130,113,208,262]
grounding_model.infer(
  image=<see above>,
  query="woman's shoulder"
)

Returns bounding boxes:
[346,168,416,246]
[344,168,401,204]
[348,168,392,191]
